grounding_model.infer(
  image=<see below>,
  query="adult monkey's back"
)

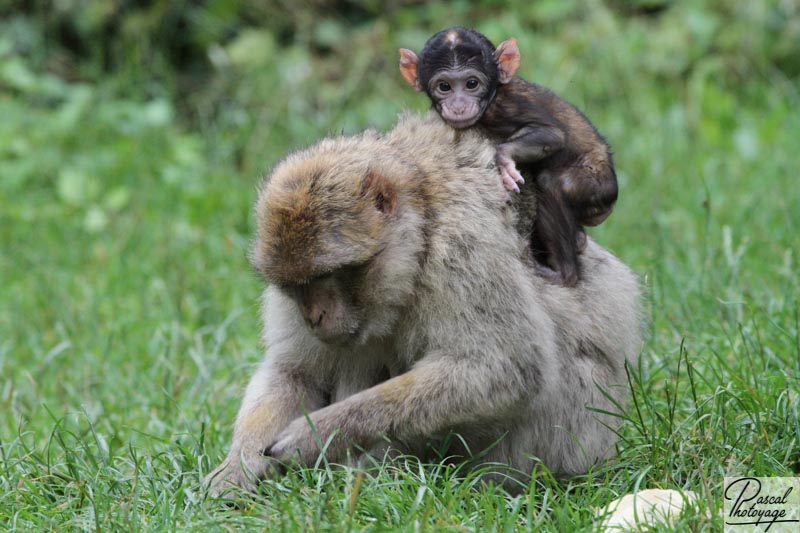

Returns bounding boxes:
[205,113,642,497]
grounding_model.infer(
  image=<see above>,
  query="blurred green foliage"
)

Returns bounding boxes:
[2,0,799,179]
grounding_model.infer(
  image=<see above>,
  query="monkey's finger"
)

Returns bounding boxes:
[266,433,297,461]
[267,440,290,458]
[576,229,587,251]
[496,153,525,185]
[509,166,525,185]
[262,442,277,456]
[499,168,521,193]
[534,263,566,284]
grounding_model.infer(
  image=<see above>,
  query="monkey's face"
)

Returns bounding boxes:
[426,67,493,129]
[252,143,426,346]
[277,263,373,344]
[270,228,418,346]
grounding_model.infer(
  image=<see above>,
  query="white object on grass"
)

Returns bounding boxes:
[598,488,700,531]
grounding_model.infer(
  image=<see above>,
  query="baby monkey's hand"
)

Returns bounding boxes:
[496,149,525,193]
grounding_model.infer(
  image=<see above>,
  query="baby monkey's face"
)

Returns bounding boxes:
[399,29,521,130]
[427,67,493,129]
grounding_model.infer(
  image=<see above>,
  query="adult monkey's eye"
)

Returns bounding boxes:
[466,79,479,89]
[438,81,451,92]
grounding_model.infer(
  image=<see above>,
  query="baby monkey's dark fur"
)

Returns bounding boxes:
[400,27,618,286]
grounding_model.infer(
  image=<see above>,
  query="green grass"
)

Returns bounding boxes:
[1,2,798,531]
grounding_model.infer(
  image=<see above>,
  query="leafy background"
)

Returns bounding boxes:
[1,0,798,530]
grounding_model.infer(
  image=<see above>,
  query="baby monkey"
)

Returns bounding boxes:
[399,27,618,286]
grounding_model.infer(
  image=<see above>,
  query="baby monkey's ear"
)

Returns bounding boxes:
[494,38,520,84]
[399,48,423,91]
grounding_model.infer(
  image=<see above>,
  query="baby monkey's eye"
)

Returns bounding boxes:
[438,81,451,92]
[466,79,479,89]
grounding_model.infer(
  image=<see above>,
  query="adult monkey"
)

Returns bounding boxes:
[205,113,641,497]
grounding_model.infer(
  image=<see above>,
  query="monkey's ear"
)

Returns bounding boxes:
[363,170,397,215]
[494,38,520,84]
[399,49,422,91]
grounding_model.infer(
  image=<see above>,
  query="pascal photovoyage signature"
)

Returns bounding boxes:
[725,477,798,531]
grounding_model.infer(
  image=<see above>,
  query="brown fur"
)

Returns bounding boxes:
[205,113,641,499]
[400,27,619,286]
[482,78,618,227]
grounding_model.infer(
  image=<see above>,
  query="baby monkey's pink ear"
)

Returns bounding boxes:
[399,49,423,91]
[494,38,520,84]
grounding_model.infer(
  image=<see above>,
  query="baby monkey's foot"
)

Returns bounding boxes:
[534,262,578,287]
[496,152,525,193]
